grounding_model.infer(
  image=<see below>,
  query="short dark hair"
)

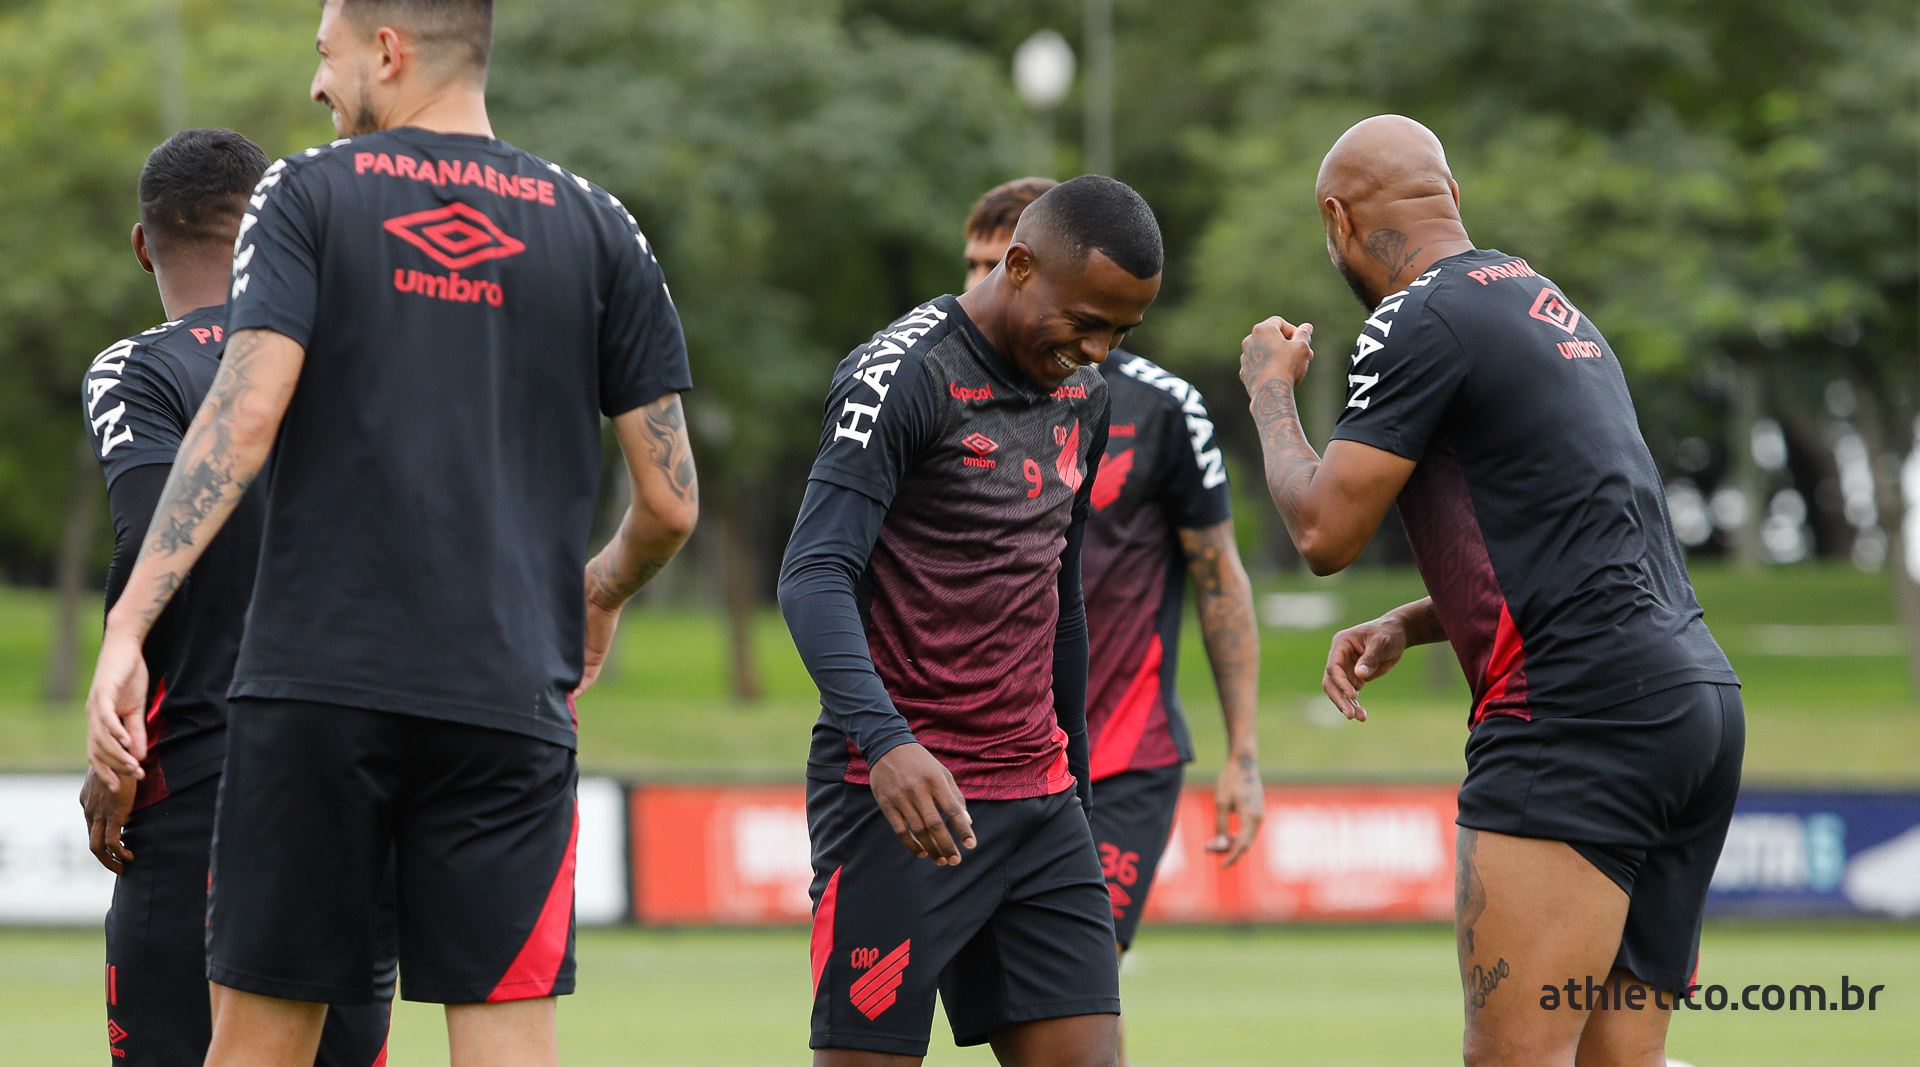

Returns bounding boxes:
[1017,175,1163,280]
[339,0,493,73]
[966,177,1058,239]
[138,128,269,251]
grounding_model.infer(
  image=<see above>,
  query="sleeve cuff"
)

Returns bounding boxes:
[1329,424,1422,461]
[857,725,919,769]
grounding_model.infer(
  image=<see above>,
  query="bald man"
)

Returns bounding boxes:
[1236,116,1742,1066]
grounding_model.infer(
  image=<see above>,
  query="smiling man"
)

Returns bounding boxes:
[81,3,697,1066]
[780,175,1161,1067]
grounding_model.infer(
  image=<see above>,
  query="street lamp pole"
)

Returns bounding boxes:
[1083,0,1114,176]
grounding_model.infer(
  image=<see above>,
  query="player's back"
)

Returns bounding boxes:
[227,129,687,745]
[1333,249,1735,722]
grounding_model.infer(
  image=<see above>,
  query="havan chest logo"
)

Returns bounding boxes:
[385,202,525,306]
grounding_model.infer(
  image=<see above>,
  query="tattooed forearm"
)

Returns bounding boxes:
[1364,228,1423,288]
[588,393,700,610]
[108,328,302,641]
[1249,380,1322,543]
[1180,521,1260,757]
[641,395,697,506]
[1394,598,1448,646]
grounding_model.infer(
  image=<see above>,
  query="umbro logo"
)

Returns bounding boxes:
[108,1019,128,1057]
[849,940,910,1020]
[1527,287,1581,336]
[383,203,526,271]
[962,433,997,456]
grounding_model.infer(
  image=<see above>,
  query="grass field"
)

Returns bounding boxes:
[6,923,1918,1065]
[3,562,1913,782]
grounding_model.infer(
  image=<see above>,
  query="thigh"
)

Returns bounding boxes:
[392,720,579,1005]
[106,777,218,1066]
[1456,827,1628,1067]
[808,782,1004,1060]
[1574,966,1672,1067]
[208,700,397,1005]
[943,793,1120,1048]
[1088,766,1183,950]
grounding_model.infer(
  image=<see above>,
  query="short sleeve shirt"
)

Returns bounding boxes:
[81,305,266,795]
[225,129,691,747]
[1082,352,1233,777]
[1330,249,1736,724]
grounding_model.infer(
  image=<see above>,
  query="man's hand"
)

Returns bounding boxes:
[85,628,149,789]
[79,768,137,874]
[869,743,976,866]
[1239,316,1315,396]
[575,585,623,699]
[1322,614,1410,722]
[1205,749,1264,868]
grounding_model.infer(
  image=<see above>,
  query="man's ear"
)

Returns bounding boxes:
[132,223,155,274]
[1003,242,1034,289]
[375,25,405,83]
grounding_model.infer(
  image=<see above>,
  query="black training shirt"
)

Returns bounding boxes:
[82,305,265,806]
[1330,248,1736,724]
[225,129,690,747]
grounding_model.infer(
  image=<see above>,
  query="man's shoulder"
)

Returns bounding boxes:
[834,298,963,384]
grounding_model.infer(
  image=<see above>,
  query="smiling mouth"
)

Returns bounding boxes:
[1053,350,1081,375]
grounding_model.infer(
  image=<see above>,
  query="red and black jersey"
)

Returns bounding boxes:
[222,128,690,748]
[1082,352,1232,779]
[1329,248,1737,725]
[81,305,265,808]
[789,295,1110,800]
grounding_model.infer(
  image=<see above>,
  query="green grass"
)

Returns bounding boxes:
[3,562,1915,783]
[7,923,1918,1065]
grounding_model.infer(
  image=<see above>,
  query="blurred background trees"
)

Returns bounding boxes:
[1,0,1914,692]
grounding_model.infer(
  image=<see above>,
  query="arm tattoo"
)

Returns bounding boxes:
[1179,521,1260,756]
[586,550,670,607]
[126,329,290,632]
[1249,380,1322,543]
[1399,598,1448,645]
[1364,228,1423,288]
[642,395,697,506]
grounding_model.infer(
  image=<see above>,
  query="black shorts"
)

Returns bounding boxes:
[806,781,1121,1056]
[1456,682,1745,993]
[209,698,579,1005]
[1089,764,1184,949]
[105,775,394,1066]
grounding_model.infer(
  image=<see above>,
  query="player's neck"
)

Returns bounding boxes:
[153,257,230,321]
[381,85,494,139]
[954,276,1015,359]
[1375,219,1474,296]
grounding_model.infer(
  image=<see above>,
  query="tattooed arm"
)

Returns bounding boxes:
[576,392,699,695]
[84,328,305,787]
[1177,519,1264,866]
[1237,316,1417,574]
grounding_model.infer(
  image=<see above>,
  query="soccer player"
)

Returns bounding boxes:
[79,127,393,1067]
[81,4,699,1066]
[1237,115,1742,1065]
[963,179,1263,1058]
[779,175,1163,1066]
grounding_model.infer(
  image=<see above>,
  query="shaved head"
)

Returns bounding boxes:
[1316,115,1456,214]
[1314,115,1473,309]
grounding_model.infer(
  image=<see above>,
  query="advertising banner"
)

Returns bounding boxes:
[0,774,630,926]
[1708,789,1920,919]
[627,783,1458,925]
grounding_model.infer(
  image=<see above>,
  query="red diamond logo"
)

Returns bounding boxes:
[1527,288,1582,335]
[961,433,997,457]
[383,203,526,270]
[107,1019,128,1045]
